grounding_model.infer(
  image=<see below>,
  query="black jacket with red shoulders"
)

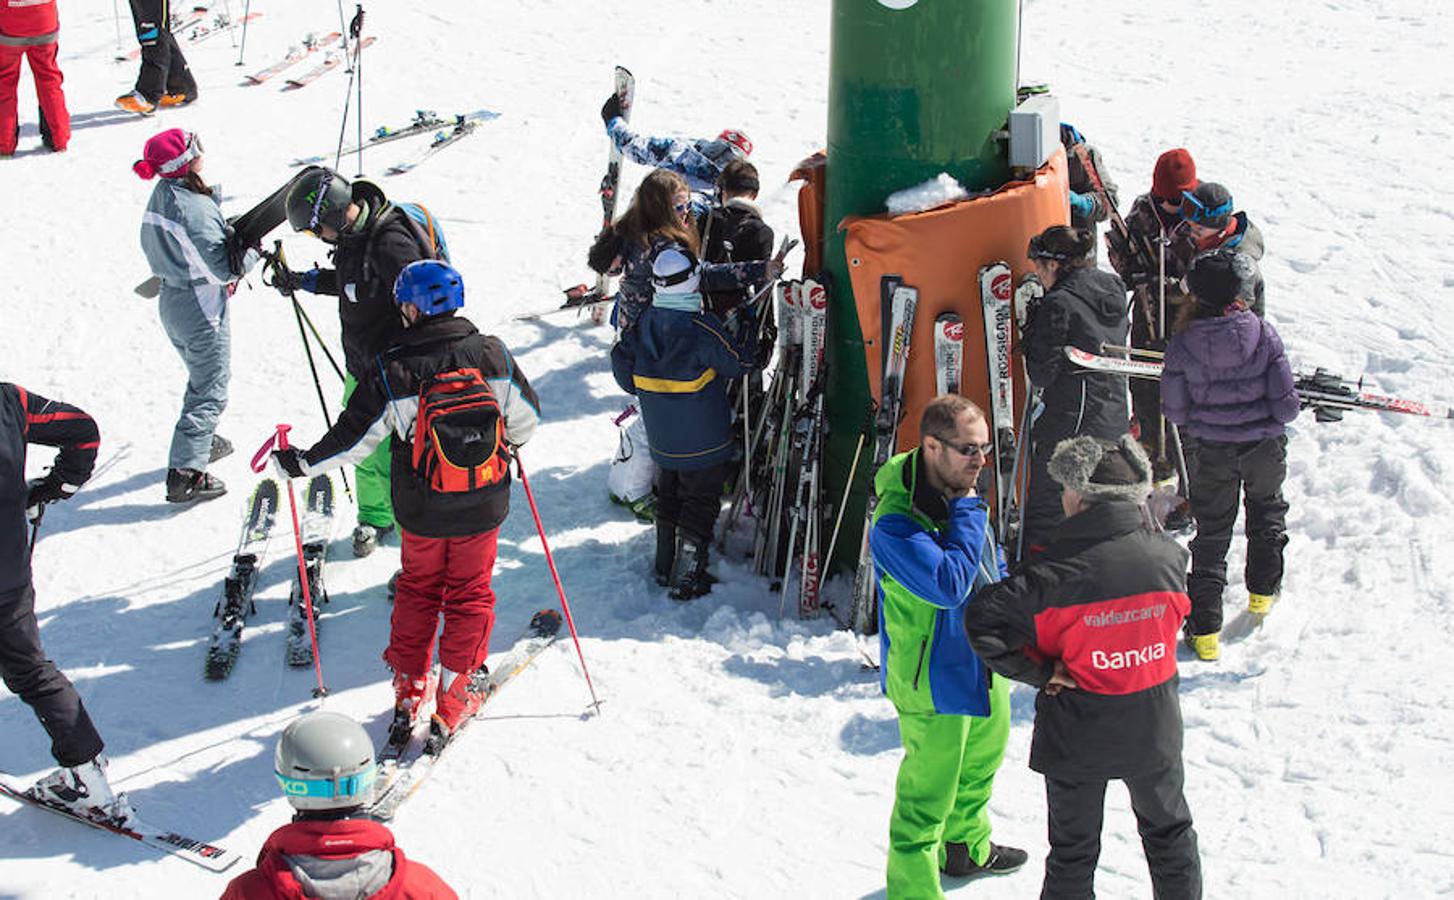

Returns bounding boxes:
[2,384,99,593]
[964,501,1190,780]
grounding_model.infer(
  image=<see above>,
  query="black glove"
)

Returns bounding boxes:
[26,473,78,521]
[600,92,622,125]
[754,326,776,369]
[271,449,306,479]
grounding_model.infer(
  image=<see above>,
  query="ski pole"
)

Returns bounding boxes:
[112,0,122,51]
[822,430,865,579]
[219,0,237,48]
[336,0,352,70]
[332,7,365,172]
[514,452,603,716]
[234,0,252,66]
[255,425,328,699]
[354,5,365,178]
[27,504,45,560]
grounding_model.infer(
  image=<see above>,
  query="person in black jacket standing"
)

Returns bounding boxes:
[115,0,197,114]
[272,261,540,751]
[699,159,775,316]
[277,168,437,558]
[0,384,133,823]
[965,435,1201,899]
[1018,226,1131,558]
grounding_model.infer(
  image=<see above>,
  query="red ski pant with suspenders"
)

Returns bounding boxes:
[384,528,498,677]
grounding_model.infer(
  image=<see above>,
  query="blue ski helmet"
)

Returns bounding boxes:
[394,260,464,315]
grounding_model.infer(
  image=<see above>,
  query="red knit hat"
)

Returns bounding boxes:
[1151,148,1197,201]
[133,128,201,180]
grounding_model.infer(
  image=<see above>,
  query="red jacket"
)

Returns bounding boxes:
[219,818,456,900]
[0,0,59,39]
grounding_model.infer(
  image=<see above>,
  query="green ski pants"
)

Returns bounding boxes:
[343,374,394,528]
[887,675,1011,899]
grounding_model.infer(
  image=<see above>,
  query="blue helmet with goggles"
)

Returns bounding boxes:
[1180,182,1234,228]
[274,712,378,812]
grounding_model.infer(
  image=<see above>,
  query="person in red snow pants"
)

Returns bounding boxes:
[388,529,499,684]
[0,0,70,155]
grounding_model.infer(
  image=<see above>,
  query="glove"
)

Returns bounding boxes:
[271,448,306,479]
[26,474,78,521]
[600,92,622,125]
[764,258,786,282]
[1069,191,1096,219]
[753,327,776,369]
[295,267,320,293]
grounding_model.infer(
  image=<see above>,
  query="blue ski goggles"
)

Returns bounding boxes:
[1180,190,1233,225]
[275,765,377,800]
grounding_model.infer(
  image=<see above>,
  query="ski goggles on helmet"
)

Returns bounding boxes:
[275,764,377,801]
[1027,234,1072,261]
[157,131,203,177]
[1180,189,1233,226]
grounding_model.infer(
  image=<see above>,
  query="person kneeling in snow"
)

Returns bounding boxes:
[221,711,455,899]
[1,384,132,825]
[610,245,777,600]
[270,261,540,750]
[965,434,1202,899]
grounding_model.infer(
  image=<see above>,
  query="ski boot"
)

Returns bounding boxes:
[114,91,156,116]
[1248,592,1278,617]
[352,523,394,558]
[32,757,135,825]
[159,91,198,109]
[1185,630,1221,661]
[427,663,490,754]
[208,434,234,463]
[166,468,226,504]
[386,569,402,602]
[942,841,1028,880]
[669,536,712,601]
[388,670,437,746]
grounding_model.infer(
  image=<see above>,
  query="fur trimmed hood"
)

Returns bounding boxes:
[1047,433,1153,504]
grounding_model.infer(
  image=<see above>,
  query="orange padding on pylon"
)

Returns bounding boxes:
[790,150,826,276]
[842,147,1070,452]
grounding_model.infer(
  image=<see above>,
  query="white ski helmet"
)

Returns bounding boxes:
[274,711,377,812]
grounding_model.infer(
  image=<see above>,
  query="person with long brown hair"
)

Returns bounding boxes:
[136,128,257,503]
[588,167,704,332]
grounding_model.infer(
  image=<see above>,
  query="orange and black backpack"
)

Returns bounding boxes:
[410,368,511,492]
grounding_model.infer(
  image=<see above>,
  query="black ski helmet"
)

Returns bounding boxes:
[286,168,353,235]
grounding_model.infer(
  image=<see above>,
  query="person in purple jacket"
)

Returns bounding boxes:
[1161,249,1299,661]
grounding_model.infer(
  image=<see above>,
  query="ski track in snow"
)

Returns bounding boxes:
[3,0,1454,896]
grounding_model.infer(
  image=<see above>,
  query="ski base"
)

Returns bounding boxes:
[0,774,241,872]
[367,609,563,820]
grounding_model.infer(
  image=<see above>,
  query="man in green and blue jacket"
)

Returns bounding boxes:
[870,395,1027,898]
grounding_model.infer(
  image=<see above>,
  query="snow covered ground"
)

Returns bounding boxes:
[3,0,1453,896]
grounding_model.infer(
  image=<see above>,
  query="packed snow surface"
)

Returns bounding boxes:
[2,0,1452,897]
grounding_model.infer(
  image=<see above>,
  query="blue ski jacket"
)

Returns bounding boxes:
[606,117,742,197]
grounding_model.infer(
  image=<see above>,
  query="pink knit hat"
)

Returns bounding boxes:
[133,128,201,180]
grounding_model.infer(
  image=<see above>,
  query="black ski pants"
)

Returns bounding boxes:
[0,581,104,768]
[656,463,729,545]
[1042,764,1201,900]
[1186,435,1288,634]
[129,0,196,103]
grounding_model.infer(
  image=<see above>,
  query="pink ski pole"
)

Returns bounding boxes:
[252,425,328,698]
[515,452,602,715]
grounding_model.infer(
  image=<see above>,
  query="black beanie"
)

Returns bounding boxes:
[1186,249,1252,309]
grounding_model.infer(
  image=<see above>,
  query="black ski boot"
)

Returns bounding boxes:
[166,468,227,504]
[942,841,1028,879]
[352,523,395,558]
[669,536,712,601]
[209,434,234,463]
[654,520,677,587]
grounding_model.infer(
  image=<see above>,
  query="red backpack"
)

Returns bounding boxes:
[411,368,511,492]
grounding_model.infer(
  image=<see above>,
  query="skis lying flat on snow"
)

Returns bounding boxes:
[115,6,208,60]
[286,474,334,668]
[368,610,563,821]
[186,11,262,46]
[290,109,500,167]
[848,277,918,635]
[1066,347,1454,421]
[282,35,375,90]
[204,479,279,680]
[383,117,482,176]
[0,773,241,872]
[242,31,342,84]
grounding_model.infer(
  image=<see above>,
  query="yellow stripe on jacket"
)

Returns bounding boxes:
[633,368,717,394]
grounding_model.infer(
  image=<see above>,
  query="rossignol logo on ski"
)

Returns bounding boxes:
[991,272,1012,301]
[944,321,963,342]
